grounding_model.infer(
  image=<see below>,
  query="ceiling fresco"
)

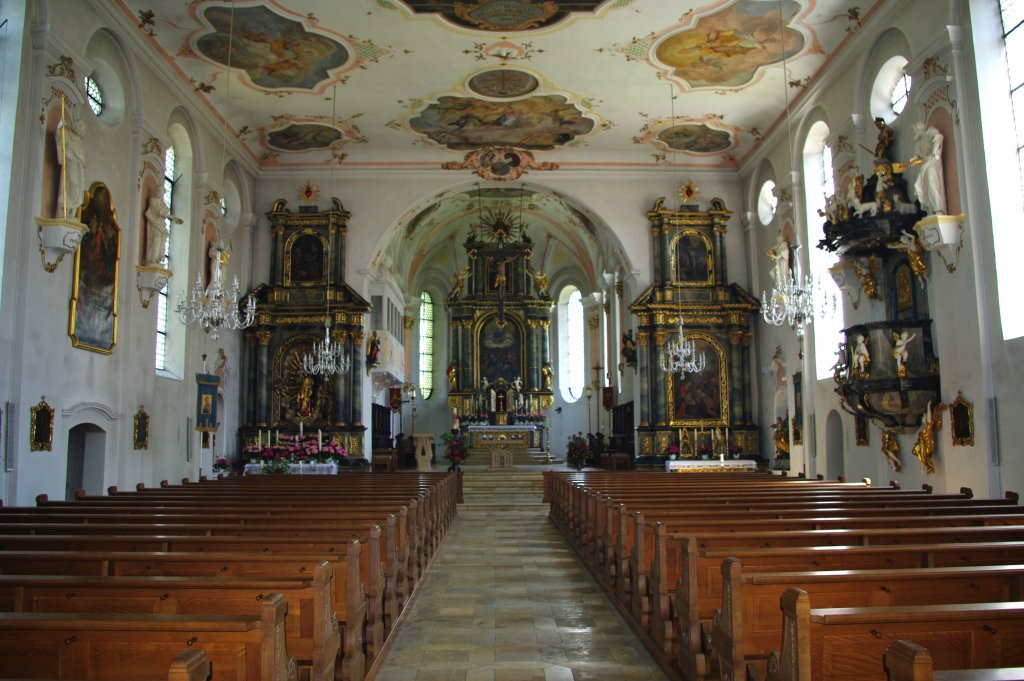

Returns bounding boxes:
[394,0,612,32]
[115,1,884,170]
[408,95,596,151]
[652,0,805,89]
[195,5,350,90]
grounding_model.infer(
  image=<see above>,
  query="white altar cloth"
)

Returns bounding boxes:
[243,462,338,476]
[665,459,757,472]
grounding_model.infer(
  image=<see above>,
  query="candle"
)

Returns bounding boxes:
[276,430,279,444]
[299,421,303,438]
[318,429,322,451]
[257,431,262,448]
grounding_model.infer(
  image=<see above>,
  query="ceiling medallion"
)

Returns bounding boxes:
[455,0,558,31]
[298,180,319,204]
[468,69,539,98]
[441,146,558,181]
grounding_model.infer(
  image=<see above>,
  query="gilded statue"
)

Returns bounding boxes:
[772,416,790,459]
[541,362,553,390]
[853,255,881,301]
[297,376,314,419]
[880,429,902,472]
[527,265,549,296]
[887,230,928,286]
[912,401,946,475]
[448,265,471,299]
[766,232,790,288]
[447,362,457,390]
[891,330,916,378]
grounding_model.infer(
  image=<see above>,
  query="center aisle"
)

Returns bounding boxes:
[374,502,669,680]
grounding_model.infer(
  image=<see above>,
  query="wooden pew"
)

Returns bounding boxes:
[712,559,1024,681]
[0,592,295,681]
[0,549,365,681]
[764,589,1024,681]
[0,564,338,681]
[883,640,1024,681]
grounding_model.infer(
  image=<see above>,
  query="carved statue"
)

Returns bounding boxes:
[763,345,786,388]
[887,230,928,286]
[144,196,182,266]
[891,330,917,378]
[911,122,946,215]
[447,362,457,390]
[873,117,894,163]
[56,115,86,216]
[512,375,523,393]
[852,334,871,375]
[214,347,229,389]
[527,265,549,296]
[912,401,946,475]
[366,331,380,365]
[767,232,791,288]
[772,416,790,459]
[448,265,471,299]
[830,342,848,385]
[541,363,553,390]
[845,173,878,218]
[880,429,902,472]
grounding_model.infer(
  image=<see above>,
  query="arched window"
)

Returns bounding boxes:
[803,121,844,379]
[757,180,778,225]
[870,56,910,123]
[890,72,912,115]
[558,285,585,402]
[154,144,175,372]
[418,291,434,399]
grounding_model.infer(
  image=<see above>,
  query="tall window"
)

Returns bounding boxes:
[558,285,585,402]
[154,145,175,372]
[803,121,844,379]
[418,291,434,399]
[890,72,912,116]
[1003,0,1024,187]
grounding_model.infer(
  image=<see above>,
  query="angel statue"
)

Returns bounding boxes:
[891,330,916,378]
[448,265,471,300]
[912,401,946,475]
[763,345,787,388]
[887,230,928,286]
[526,265,550,296]
[766,232,791,288]
[851,334,871,376]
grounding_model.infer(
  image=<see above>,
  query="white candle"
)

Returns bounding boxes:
[318,429,322,450]
[276,430,280,444]
[299,421,303,438]
[257,431,262,448]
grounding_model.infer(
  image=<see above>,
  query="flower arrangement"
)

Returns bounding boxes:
[566,433,589,470]
[441,430,468,467]
[697,444,712,459]
[666,444,680,459]
[241,433,348,472]
[213,457,230,473]
[729,443,743,459]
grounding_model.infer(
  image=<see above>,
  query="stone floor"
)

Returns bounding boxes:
[374,504,669,681]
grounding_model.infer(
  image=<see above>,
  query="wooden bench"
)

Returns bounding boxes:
[764,589,1024,681]
[884,640,1024,681]
[0,592,295,681]
[0,549,365,681]
[0,565,338,681]
[712,559,1024,681]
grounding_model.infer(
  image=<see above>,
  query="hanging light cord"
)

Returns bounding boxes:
[219,2,235,198]
[778,0,795,196]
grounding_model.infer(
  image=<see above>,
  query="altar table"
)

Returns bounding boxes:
[665,458,757,473]
[243,462,338,476]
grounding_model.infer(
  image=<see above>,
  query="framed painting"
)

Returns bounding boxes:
[476,314,523,385]
[950,391,974,447]
[670,230,713,285]
[30,398,54,452]
[69,182,120,354]
[855,415,869,446]
[667,334,728,427]
[284,231,326,285]
[133,407,149,450]
[792,371,803,445]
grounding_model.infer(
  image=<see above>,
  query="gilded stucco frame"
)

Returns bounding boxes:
[950,390,974,447]
[668,229,715,286]
[283,230,329,287]
[69,182,120,354]
[30,398,54,452]
[666,332,729,428]
[133,407,149,450]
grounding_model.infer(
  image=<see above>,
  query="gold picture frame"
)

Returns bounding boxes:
[69,182,120,354]
[133,407,149,450]
[30,397,54,452]
[950,390,974,447]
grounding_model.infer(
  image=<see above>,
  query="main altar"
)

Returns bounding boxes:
[238,197,371,458]
[445,193,554,456]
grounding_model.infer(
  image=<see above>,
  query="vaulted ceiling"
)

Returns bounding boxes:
[116,0,879,176]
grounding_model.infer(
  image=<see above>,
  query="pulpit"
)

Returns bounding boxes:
[413,432,434,472]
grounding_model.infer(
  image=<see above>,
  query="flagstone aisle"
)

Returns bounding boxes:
[374,503,669,681]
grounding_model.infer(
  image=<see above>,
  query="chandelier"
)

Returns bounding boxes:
[761,266,834,338]
[302,293,349,376]
[176,242,256,341]
[660,313,707,376]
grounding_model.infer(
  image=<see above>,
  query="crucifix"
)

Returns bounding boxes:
[470,209,531,327]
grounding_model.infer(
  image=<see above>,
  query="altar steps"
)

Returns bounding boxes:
[459,470,546,509]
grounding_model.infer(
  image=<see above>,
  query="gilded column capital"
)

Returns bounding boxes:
[256,331,272,345]
[728,329,744,346]
[654,330,669,346]
[636,331,649,347]
[403,315,415,329]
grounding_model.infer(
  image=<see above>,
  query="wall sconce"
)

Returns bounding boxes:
[135,264,172,308]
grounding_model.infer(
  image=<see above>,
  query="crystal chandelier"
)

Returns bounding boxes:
[302,307,349,376]
[659,313,707,376]
[761,265,835,338]
[176,242,256,341]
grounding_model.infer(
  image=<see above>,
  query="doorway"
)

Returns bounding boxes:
[825,410,844,481]
[66,423,106,500]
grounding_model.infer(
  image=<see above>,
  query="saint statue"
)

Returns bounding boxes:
[911,123,946,215]
[297,376,314,418]
[56,115,86,217]
[911,401,946,475]
[144,195,182,266]
[767,232,790,287]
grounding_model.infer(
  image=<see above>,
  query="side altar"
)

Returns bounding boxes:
[630,191,760,462]
[239,197,371,459]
